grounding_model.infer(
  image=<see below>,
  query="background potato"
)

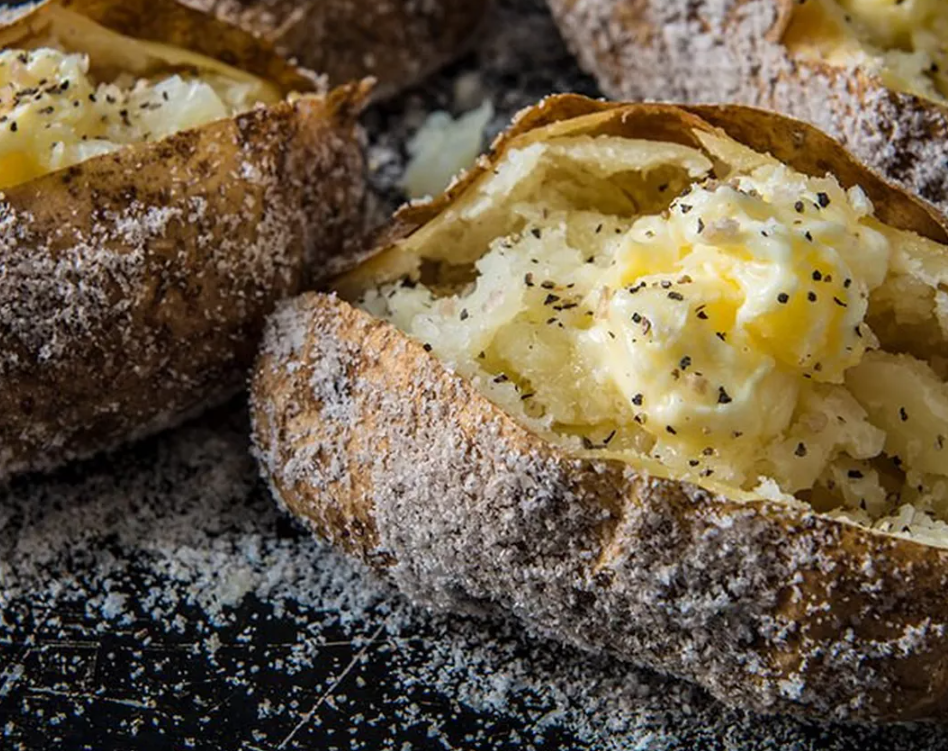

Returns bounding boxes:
[252,98,948,722]
[52,0,319,90]
[181,0,492,99]
[0,0,369,479]
[545,0,948,214]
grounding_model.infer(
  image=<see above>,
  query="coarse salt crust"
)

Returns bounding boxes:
[547,0,948,213]
[0,84,368,480]
[250,293,948,722]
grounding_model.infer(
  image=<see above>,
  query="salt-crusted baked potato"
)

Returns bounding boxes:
[0,0,368,480]
[546,0,948,214]
[251,95,948,721]
[181,0,491,100]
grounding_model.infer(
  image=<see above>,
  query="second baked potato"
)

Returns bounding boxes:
[0,0,368,480]
[253,97,948,721]
[181,0,491,99]
[547,0,948,214]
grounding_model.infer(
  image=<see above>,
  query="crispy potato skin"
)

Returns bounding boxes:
[252,293,948,722]
[546,0,948,213]
[251,98,948,720]
[181,0,491,99]
[0,1,369,479]
[0,82,368,480]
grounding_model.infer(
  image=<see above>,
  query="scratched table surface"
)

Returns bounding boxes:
[5,2,948,750]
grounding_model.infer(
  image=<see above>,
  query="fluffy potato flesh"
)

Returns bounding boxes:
[785,0,948,102]
[355,116,948,547]
[0,5,281,189]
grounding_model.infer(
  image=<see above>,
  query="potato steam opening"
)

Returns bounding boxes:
[352,116,948,547]
[0,4,282,189]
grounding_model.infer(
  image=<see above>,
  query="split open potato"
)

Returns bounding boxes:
[0,0,368,479]
[253,96,948,721]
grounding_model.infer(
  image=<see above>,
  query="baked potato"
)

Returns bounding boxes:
[0,0,368,480]
[180,0,491,100]
[546,0,948,214]
[252,96,948,721]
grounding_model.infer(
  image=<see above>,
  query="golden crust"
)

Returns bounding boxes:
[0,3,370,479]
[252,99,948,721]
[546,0,948,214]
[180,0,492,99]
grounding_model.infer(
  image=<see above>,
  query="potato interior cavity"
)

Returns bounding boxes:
[784,0,948,103]
[353,118,948,547]
[0,5,281,189]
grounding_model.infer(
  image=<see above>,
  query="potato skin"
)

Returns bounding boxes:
[181,0,491,99]
[251,98,948,720]
[252,292,948,722]
[0,82,368,480]
[546,0,948,214]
